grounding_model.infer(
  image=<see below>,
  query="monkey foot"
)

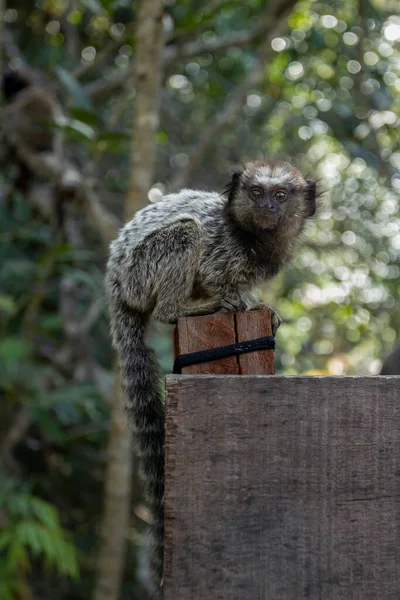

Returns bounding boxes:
[251,303,283,336]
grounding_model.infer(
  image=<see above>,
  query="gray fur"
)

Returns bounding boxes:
[105,161,317,596]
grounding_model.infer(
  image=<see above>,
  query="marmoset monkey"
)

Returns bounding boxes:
[2,69,63,195]
[2,69,62,153]
[105,160,318,596]
[2,70,78,228]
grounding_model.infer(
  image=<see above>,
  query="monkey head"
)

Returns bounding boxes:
[2,70,32,101]
[225,160,317,233]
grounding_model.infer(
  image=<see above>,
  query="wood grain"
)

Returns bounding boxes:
[174,312,238,374]
[235,310,275,374]
[174,310,275,374]
[164,375,400,600]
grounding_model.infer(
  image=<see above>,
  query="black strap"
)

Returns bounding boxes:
[173,335,275,374]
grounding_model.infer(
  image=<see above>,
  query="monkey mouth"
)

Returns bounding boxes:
[257,212,280,230]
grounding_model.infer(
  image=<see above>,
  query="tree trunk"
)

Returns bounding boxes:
[93,1,165,599]
[93,369,133,600]
[126,0,165,214]
[0,0,4,79]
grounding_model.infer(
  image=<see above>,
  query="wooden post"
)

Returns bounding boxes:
[174,309,275,375]
[164,375,400,600]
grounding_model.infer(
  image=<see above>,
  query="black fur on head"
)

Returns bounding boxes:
[305,177,325,218]
[223,168,243,203]
[305,179,317,217]
[2,70,32,102]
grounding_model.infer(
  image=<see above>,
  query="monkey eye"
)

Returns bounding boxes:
[249,187,263,200]
[273,189,288,202]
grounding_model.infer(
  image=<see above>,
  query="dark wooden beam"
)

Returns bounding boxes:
[164,375,400,600]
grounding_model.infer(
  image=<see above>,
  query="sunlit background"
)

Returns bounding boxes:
[0,0,399,598]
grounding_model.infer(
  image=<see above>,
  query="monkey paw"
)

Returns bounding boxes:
[220,298,248,312]
[251,303,283,336]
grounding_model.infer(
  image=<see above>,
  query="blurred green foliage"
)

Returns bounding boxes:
[1,0,399,597]
[0,476,78,600]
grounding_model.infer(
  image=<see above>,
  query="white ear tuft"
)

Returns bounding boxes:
[148,188,164,203]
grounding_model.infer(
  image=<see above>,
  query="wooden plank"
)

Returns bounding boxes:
[164,375,400,600]
[174,312,238,374]
[235,310,275,374]
[174,310,274,375]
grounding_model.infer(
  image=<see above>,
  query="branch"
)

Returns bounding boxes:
[165,0,226,44]
[6,137,121,245]
[170,0,297,190]
[84,67,131,104]
[170,0,297,61]
[80,180,121,246]
[71,39,123,81]
[163,8,279,65]
[84,0,298,104]
[1,28,28,69]
[1,24,127,105]
[83,23,264,104]
[0,408,32,473]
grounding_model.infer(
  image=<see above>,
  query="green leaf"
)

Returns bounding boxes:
[32,409,68,443]
[69,107,101,126]
[0,532,13,552]
[0,578,28,600]
[0,338,33,362]
[14,518,79,579]
[97,131,131,142]
[59,119,97,141]
[156,130,168,145]
[58,541,79,578]
[0,295,17,316]
[4,492,30,517]
[6,539,29,572]
[30,498,59,529]
[39,314,63,333]
[95,131,131,153]
[0,259,37,281]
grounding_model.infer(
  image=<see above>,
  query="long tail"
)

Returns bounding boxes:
[110,300,164,593]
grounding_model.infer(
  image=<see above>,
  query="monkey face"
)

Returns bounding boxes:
[226,161,317,232]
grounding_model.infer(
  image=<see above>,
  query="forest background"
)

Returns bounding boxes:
[0,0,399,598]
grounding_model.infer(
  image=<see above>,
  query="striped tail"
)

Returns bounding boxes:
[110,300,164,595]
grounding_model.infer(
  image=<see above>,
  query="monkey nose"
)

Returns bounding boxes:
[255,199,277,212]
[258,199,279,213]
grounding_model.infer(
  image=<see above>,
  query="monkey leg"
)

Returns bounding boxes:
[181,300,223,318]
